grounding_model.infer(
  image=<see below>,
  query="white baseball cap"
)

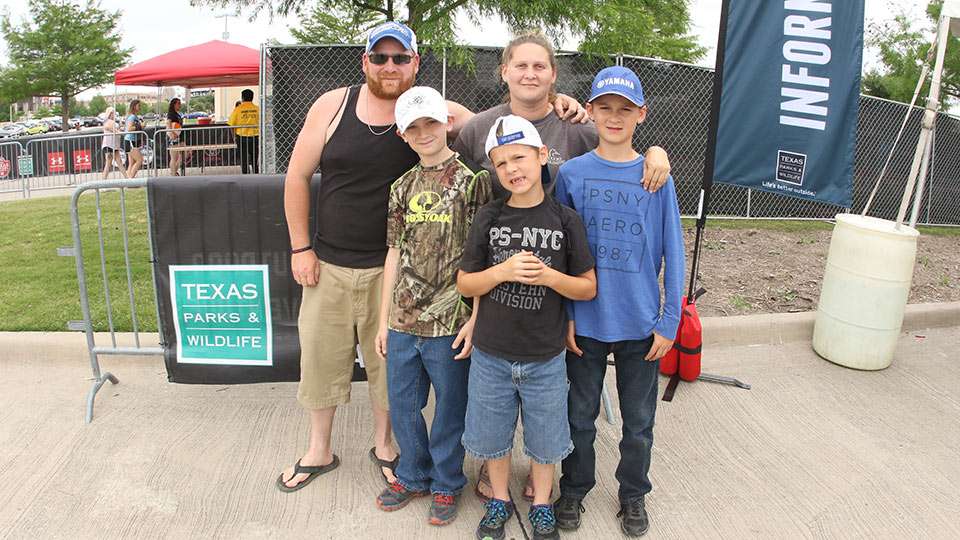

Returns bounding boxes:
[484,115,544,157]
[395,86,449,133]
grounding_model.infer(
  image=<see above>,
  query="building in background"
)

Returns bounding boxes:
[215,87,258,122]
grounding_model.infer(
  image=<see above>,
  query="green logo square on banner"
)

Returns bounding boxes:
[169,265,273,365]
[17,155,34,177]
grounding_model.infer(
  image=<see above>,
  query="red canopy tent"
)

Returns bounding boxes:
[114,40,259,88]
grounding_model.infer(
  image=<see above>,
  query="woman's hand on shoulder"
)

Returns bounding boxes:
[553,93,588,124]
[643,146,671,192]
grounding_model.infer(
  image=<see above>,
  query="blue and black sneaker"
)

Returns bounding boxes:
[529,504,560,540]
[476,498,514,540]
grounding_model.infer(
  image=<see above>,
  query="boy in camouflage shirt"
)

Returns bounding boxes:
[374,86,492,526]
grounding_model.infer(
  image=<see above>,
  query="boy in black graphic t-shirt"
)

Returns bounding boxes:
[458,115,596,540]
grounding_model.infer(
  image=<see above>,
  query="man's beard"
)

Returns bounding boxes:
[367,72,414,99]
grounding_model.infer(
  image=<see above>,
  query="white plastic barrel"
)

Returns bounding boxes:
[813,214,919,370]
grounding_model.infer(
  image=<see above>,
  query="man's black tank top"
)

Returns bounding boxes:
[315,85,419,268]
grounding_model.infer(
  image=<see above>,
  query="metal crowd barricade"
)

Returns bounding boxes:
[21,130,152,195]
[66,179,164,423]
[151,124,257,177]
[0,140,28,198]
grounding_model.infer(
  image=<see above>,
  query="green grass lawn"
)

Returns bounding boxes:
[1,193,957,332]
[0,189,156,332]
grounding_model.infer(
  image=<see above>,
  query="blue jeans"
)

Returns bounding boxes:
[559,335,658,503]
[386,330,470,495]
[462,347,573,465]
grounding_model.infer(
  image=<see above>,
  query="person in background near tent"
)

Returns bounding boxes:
[166,98,184,176]
[123,99,144,178]
[453,29,672,503]
[101,107,123,179]
[552,66,685,538]
[229,89,259,174]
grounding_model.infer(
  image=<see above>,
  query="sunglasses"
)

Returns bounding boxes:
[368,53,414,65]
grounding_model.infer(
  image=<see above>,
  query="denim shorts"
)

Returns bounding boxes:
[461,347,573,465]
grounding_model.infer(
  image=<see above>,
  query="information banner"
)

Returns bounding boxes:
[17,155,33,176]
[169,264,273,366]
[712,0,864,208]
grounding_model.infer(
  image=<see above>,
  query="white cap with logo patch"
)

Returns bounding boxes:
[395,86,449,133]
[484,115,544,157]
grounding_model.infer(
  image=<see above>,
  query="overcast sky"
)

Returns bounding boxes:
[0,0,928,99]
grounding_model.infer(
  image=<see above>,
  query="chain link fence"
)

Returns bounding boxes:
[261,45,960,226]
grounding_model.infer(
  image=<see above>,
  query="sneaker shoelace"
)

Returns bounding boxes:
[529,506,557,533]
[480,500,510,527]
[617,498,644,519]
[433,494,455,506]
[557,497,585,515]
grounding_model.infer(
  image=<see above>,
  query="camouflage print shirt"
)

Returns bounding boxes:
[386,152,492,337]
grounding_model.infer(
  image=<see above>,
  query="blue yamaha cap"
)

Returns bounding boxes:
[366,21,418,54]
[588,66,645,106]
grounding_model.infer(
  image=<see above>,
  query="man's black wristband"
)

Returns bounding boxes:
[291,245,312,254]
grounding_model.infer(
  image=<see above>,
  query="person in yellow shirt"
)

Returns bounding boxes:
[229,89,260,173]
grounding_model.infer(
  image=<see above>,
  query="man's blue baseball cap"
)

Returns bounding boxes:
[366,21,418,54]
[588,66,645,107]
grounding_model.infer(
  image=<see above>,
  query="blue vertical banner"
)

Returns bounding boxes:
[713,0,864,208]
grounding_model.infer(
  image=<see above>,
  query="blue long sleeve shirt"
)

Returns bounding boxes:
[554,151,686,341]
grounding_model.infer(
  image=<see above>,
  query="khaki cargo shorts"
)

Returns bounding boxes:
[296,260,387,410]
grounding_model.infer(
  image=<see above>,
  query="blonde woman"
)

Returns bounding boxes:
[123,99,144,178]
[100,107,123,179]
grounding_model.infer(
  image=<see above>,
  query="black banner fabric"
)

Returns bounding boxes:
[149,174,367,384]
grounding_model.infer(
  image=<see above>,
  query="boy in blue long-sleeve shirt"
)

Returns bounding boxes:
[552,66,685,538]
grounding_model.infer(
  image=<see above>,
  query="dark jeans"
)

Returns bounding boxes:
[386,330,470,495]
[237,135,259,174]
[559,334,658,503]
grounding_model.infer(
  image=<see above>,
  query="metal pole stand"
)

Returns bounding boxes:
[86,364,119,424]
[662,371,751,402]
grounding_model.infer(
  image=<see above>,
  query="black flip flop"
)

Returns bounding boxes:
[369,447,399,485]
[276,455,340,492]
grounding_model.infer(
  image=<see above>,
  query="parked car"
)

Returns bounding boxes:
[67,117,83,129]
[82,116,103,127]
[182,111,211,119]
[0,124,26,138]
[143,112,159,120]
[23,121,48,135]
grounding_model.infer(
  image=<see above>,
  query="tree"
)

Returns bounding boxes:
[862,0,959,107]
[189,94,215,113]
[195,0,705,63]
[290,0,383,44]
[0,0,132,132]
[88,95,108,115]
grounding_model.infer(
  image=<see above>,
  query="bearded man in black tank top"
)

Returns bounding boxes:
[278,22,592,493]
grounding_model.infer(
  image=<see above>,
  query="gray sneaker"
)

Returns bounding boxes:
[554,495,584,530]
[617,497,649,537]
[428,493,457,526]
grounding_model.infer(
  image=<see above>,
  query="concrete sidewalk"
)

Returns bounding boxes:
[1,323,958,539]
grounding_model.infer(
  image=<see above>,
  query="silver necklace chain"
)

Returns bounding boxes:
[365,87,395,136]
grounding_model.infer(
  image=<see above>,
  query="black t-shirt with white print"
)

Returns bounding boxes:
[460,196,595,362]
